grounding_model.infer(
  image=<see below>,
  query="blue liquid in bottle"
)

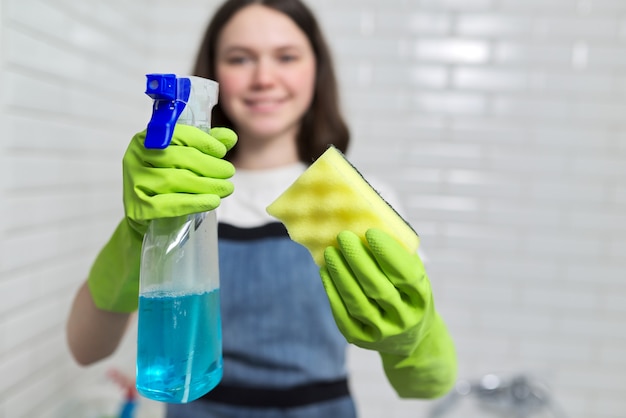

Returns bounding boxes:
[136,289,222,403]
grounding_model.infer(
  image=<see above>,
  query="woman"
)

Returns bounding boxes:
[66,1,457,417]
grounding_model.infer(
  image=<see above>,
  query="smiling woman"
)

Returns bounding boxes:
[65,0,457,417]
[193,0,350,169]
[213,4,317,168]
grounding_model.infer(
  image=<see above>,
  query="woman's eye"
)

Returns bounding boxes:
[227,56,250,65]
[279,54,298,63]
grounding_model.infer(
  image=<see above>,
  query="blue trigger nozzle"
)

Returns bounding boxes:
[144,74,191,149]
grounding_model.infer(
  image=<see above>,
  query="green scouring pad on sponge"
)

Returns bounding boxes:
[266,146,419,267]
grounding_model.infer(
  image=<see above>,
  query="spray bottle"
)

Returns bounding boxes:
[135,74,223,404]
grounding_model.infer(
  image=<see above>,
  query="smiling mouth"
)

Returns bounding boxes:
[245,98,285,112]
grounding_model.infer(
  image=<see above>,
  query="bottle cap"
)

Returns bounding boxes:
[144,74,191,149]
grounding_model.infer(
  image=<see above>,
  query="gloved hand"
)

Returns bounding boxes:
[123,125,237,235]
[87,125,237,312]
[320,228,457,398]
[320,228,434,356]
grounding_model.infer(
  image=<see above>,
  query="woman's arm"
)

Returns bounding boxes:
[66,281,132,366]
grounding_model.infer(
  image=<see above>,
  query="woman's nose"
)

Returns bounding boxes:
[251,58,276,88]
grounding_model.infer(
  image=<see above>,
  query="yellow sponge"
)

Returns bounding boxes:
[266,146,419,267]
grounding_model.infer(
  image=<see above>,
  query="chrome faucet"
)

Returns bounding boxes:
[428,373,568,418]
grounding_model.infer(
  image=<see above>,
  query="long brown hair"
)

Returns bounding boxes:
[193,0,349,164]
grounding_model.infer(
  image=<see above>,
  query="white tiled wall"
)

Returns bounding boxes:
[1,0,625,417]
[1,0,156,417]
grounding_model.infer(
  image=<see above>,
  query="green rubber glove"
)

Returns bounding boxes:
[87,125,237,312]
[320,228,456,397]
[123,125,237,235]
[380,312,457,398]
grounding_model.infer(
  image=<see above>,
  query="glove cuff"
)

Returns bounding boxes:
[380,313,457,399]
[87,219,142,313]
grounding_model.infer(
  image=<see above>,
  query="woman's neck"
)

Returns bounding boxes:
[232,130,300,170]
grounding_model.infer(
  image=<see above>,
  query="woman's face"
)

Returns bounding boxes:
[215,4,316,143]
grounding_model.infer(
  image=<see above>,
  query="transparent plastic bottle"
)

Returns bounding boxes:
[135,74,223,404]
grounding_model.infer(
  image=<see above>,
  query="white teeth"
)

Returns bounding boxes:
[247,99,281,110]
